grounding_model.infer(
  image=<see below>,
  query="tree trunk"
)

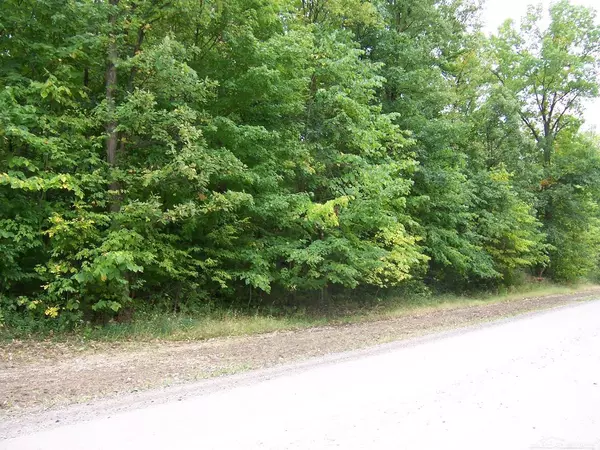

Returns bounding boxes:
[542,118,553,167]
[106,0,120,212]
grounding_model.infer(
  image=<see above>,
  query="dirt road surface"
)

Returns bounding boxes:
[2,295,600,448]
[1,290,598,417]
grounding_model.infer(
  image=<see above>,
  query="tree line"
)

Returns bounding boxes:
[1,0,600,327]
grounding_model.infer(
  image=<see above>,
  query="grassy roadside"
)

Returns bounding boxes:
[6,282,592,343]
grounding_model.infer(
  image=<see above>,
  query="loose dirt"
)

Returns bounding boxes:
[1,289,598,420]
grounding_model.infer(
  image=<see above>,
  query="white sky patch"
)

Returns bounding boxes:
[481,0,600,130]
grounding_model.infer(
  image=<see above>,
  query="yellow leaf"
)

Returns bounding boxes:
[45,306,59,318]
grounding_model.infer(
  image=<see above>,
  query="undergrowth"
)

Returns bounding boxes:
[0,282,595,343]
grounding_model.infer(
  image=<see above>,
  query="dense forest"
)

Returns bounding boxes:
[1,0,600,328]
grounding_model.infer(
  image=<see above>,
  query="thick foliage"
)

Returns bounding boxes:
[1,0,599,327]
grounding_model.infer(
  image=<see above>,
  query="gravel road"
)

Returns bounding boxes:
[3,300,600,449]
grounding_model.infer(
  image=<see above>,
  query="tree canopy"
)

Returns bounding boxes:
[1,0,599,328]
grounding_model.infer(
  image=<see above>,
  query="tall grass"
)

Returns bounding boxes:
[1,282,595,342]
[75,282,596,342]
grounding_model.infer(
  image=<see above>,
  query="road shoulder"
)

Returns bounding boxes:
[1,288,599,438]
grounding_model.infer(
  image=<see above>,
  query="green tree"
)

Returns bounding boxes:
[490,1,600,166]
[488,1,600,281]
[2,0,600,329]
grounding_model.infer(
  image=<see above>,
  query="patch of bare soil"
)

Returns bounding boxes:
[1,290,598,418]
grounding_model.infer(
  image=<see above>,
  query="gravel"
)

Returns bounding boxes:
[2,296,600,448]
[1,290,598,424]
